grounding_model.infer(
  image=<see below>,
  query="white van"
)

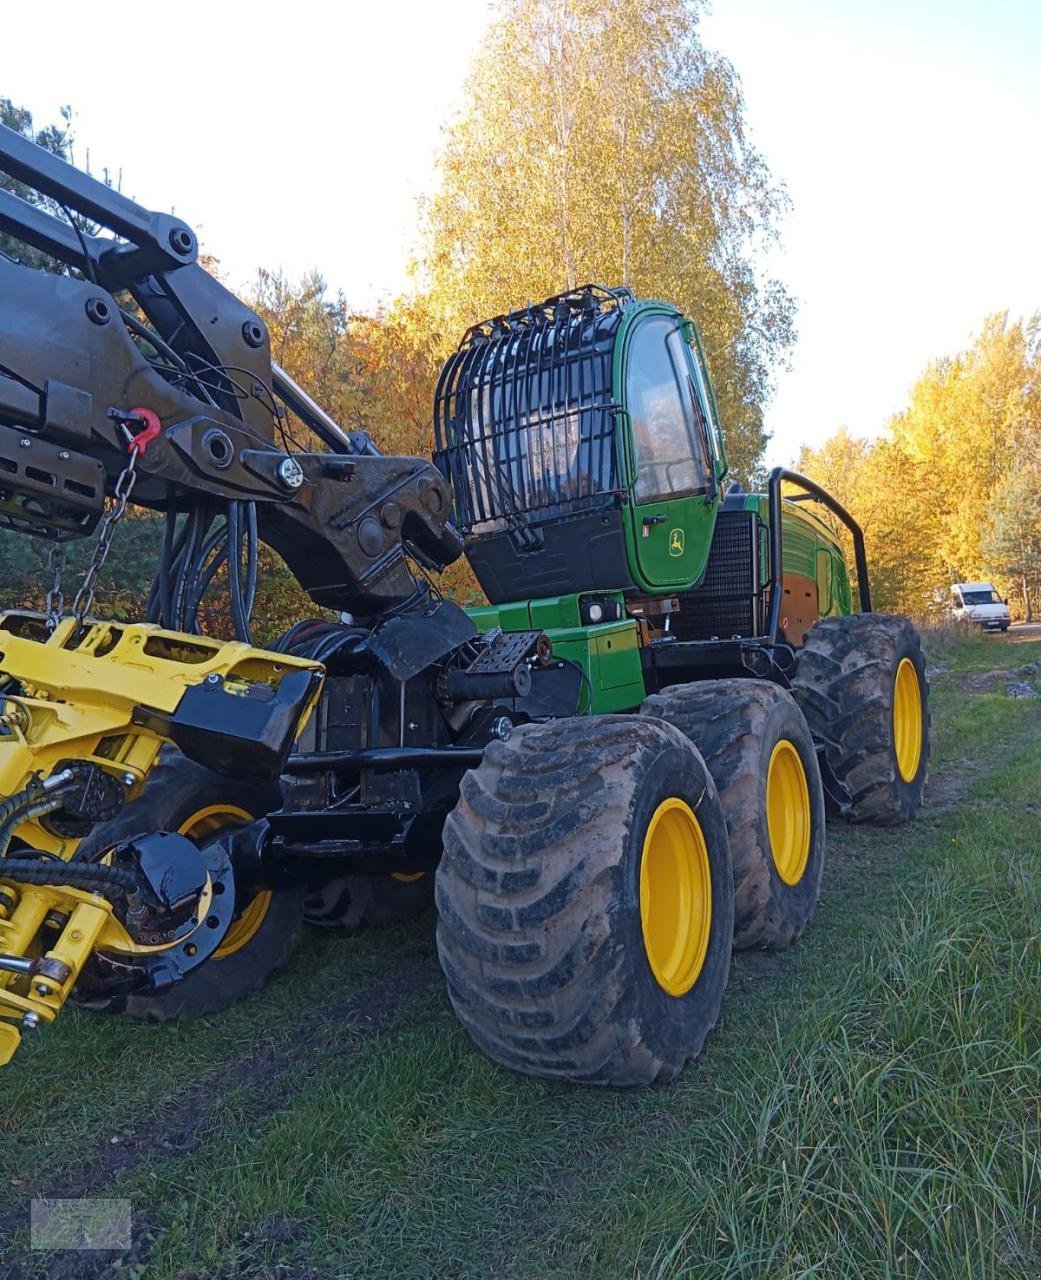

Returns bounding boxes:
[950,582,1011,632]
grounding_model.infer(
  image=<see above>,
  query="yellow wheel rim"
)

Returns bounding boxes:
[766,740,812,885]
[213,889,272,957]
[893,657,923,783]
[177,803,270,959]
[639,797,713,997]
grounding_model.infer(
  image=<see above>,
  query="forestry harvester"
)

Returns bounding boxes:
[0,126,929,1082]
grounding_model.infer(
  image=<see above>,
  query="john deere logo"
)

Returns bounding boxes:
[668,528,685,557]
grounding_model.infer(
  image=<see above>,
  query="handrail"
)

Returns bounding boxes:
[765,468,871,642]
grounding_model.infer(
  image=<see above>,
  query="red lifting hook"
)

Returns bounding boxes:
[125,407,163,457]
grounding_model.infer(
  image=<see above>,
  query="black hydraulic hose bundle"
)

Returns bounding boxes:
[169,503,208,631]
[0,773,75,857]
[0,786,40,838]
[146,498,259,642]
[274,618,367,668]
[0,798,67,858]
[226,501,246,640]
[146,504,203,630]
[183,520,230,630]
[271,618,330,653]
[0,858,135,894]
[145,507,179,627]
[226,500,258,644]
[0,773,135,895]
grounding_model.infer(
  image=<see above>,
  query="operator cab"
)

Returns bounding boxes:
[433,285,727,604]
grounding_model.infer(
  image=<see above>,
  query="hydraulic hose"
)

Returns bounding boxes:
[0,787,42,834]
[243,501,258,619]
[226,500,253,643]
[0,772,76,857]
[185,522,230,630]
[147,506,181,625]
[0,857,135,894]
[170,505,207,631]
[0,797,68,858]
[273,618,332,653]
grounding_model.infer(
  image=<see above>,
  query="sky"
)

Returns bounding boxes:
[2,0,1039,467]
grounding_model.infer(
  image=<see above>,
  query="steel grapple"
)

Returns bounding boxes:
[0,611,321,1063]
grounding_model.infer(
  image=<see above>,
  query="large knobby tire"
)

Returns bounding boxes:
[641,680,826,950]
[791,614,930,826]
[74,752,303,1021]
[304,872,433,932]
[435,715,734,1087]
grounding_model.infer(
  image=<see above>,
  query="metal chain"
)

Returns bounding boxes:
[44,543,67,631]
[71,450,140,624]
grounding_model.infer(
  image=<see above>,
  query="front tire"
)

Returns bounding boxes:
[791,614,930,826]
[435,716,734,1086]
[75,753,302,1021]
[641,680,825,949]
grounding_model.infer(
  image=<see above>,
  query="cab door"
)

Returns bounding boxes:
[622,314,718,591]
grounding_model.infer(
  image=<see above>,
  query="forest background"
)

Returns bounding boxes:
[2,0,1038,638]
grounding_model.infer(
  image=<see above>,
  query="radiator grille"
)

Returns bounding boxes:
[672,511,762,640]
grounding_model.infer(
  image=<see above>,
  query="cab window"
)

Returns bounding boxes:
[626,317,710,504]
[688,340,722,464]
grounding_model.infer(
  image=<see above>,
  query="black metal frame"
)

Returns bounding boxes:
[0,123,464,621]
[0,126,362,457]
[764,468,871,642]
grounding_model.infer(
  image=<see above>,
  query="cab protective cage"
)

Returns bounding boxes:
[433,284,629,542]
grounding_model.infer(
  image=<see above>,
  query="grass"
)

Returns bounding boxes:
[2,635,1040,1279]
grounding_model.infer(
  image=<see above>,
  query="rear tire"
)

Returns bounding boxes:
[435,715,734,1086]
[791,614,930,826]
[641,680,825,949]
[304,872,433,932]
[74,752,302,1021]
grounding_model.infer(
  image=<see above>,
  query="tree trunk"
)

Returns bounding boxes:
[1023,575,1033,623]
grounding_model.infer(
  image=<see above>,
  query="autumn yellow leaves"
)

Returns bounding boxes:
[798,315,1041,619]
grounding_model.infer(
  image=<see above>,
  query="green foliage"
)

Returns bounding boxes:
[0,516,166,620]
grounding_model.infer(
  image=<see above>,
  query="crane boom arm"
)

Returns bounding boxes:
[0,123,462,621]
